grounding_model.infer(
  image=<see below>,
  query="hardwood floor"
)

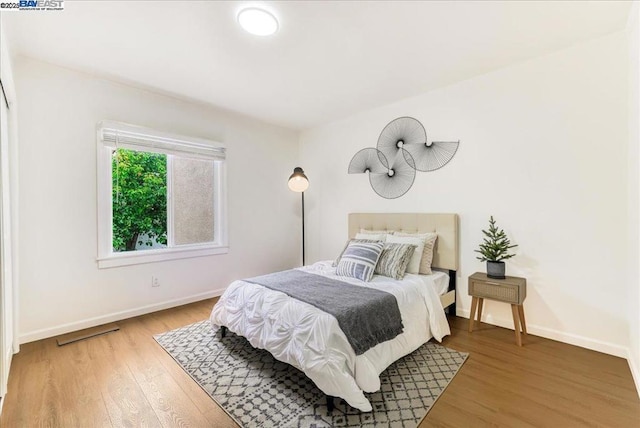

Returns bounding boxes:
[1,298,638,427]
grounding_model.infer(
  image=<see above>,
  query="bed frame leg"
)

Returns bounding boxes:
[220,326,227,338]
[448,270,457,317]
[326,395,335,413]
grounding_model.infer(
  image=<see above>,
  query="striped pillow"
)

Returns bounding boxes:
[385,235,424,274]
[332,238,380,267]
[374,243,416,280]
[336,241,385,282]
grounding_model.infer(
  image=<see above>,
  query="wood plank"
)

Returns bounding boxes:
[112,317,216,427]
[52,339,113,427]
[1,298,638,428]
[89,330,164,427]
[426,316,640,427]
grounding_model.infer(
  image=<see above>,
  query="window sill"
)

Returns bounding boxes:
[97,244,229,269]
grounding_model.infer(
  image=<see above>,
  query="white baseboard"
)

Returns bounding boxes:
[457,308,629,358]
[627,350,640,399]
[19,288,225,345]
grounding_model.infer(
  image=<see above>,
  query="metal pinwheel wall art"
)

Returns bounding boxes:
[348,116,459,199]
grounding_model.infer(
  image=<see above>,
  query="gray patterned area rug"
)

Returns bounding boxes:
[154,320,468,428]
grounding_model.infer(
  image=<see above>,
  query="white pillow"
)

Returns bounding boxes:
[385,235,424,274]
[355,232,388,242]
[394,231,438,275]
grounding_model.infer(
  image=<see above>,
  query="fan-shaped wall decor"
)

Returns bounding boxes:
[348,117,459,199]
[368,149,416,199]
[348,148,389,174]
[377,117,427,163]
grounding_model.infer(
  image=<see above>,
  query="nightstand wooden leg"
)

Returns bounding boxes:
[518,305,527,335]
[511,304,522,346]
[477,298,484,324]
[469,297,478,332]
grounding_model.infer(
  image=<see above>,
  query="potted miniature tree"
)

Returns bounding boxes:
[475,216,518,279]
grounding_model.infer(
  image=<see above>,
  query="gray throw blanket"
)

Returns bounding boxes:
[245,269,404,355]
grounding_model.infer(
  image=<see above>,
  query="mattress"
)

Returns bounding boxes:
[427,269,450,296]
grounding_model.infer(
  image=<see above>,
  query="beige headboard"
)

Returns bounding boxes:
[348,213,459,271]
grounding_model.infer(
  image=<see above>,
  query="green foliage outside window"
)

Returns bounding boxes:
[112,148,168,252]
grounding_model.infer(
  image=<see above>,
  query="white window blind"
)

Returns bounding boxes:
[98,121,225,160]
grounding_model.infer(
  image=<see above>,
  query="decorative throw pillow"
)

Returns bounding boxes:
[385,235,424,274]
[332,238,380,267]
[374,243,416,280]
[336,241,385,282]
[394,232,438,275]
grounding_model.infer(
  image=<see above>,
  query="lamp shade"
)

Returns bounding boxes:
[288,167,309,192]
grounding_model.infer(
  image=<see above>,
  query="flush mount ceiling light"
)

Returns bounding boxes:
[238,7,279,36]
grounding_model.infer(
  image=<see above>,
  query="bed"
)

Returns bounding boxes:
[210,213,459,412]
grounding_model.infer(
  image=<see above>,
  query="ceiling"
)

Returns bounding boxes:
[2,1,632,130]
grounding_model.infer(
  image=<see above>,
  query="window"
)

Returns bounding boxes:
[97,121,227,268]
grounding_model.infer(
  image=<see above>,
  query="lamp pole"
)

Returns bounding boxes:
[288,167,309,267]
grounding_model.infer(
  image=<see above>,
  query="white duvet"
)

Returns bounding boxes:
[209,261,451,412]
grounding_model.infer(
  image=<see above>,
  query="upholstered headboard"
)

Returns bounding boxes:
[348,213,459,271]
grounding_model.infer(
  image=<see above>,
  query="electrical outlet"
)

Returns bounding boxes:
[151,276,160,287]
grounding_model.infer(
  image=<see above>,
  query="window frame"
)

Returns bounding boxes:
[96,121,228,269]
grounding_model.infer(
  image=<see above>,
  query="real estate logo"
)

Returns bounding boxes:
[0,0,63,11]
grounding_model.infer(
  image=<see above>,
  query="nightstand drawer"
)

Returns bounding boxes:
[469,280,520,304]
[468,272,527,305]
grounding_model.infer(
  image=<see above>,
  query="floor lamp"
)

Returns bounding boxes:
[288,167,309,265]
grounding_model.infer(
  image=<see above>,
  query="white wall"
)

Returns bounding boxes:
[14,57,301,343]
[300,31,630,357]
[627,1,640,395]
